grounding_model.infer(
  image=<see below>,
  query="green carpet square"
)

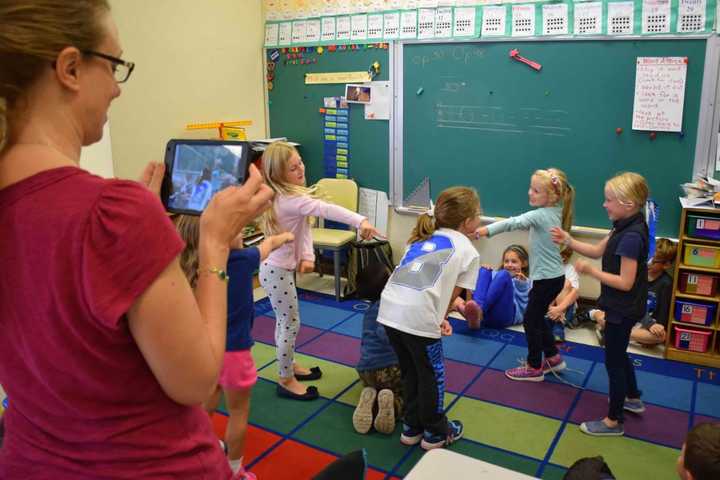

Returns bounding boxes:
[242,379,327,435]
[258,352,358,399]
[449,397,562,459]
[551,424,680,480]
[252,343,278,371]
[292,402,416,471]
[541,464,567,479]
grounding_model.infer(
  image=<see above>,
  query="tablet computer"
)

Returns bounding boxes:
[161,139,250,215]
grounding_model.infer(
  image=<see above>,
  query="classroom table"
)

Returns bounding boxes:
[404,449,537,479]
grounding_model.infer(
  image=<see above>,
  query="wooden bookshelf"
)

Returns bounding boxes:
[665,206,720,368]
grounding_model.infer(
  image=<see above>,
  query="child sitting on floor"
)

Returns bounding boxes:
[591,238,677,347]
[546,247,580,342]
[453,244,532,329]
[677,422,720,480]
[353,299,403,435]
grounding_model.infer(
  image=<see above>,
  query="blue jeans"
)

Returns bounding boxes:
[604,310,642,423]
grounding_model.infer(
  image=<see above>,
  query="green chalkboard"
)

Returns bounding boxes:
[403,40,707,237]
[268,47,389,192]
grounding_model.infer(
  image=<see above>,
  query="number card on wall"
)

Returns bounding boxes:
[608,1,635,35]
[453,6,477,36]
[512,4,536,36]
[542,3,569,35]
[482,5,507,36]
[265,23,280,46]
[435,7,453,38]
[400,9,419,38]
[279,22,293,45]
[336,15,352,40]
[642,0,671,33]
[574,2,603,35]
[383,11,400,38]
[321,16,337,41]
[368,13,384,38]
[632,57,688,132]
[417,8,437,38]
[678,0,706,33]
[351,14,368,40]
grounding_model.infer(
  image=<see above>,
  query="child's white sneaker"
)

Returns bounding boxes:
[352,387,376,434]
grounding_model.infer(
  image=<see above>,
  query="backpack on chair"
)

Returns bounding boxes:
[344,239,394,301]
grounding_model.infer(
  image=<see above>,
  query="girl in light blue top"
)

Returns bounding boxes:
[477,168,574,382]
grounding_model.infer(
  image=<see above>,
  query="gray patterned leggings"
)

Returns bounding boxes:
[259,262,300,379]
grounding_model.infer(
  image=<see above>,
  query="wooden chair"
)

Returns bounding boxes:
[312,178,359,301]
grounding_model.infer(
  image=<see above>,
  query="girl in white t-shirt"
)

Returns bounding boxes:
[377,186,481,451]
[547,247,580,342]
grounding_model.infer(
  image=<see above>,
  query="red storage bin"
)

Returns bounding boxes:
[679,272,720,297]
[674,326,712,353]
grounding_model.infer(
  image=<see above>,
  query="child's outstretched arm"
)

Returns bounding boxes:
[550,227,609,259]
[575,257,637,292]
[258,232,295,261]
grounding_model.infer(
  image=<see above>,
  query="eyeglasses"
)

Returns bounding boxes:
[82,50,135,83]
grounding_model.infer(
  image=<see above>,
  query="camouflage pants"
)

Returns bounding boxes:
[357,365,403,417]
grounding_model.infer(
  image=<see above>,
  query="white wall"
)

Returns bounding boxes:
[79,123,114,178]
[108,0,267,180]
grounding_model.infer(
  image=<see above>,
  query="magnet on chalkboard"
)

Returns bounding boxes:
[616,127,623,135]
[544,91,550,96]
[679,131,685,138]
[416,87,424,96]
[489,91,493,95]
[317,46,324,55]
[649,132,657,140]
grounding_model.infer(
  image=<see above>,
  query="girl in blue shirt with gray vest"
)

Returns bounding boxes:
[477,168,574,382]
[551,172,649,437]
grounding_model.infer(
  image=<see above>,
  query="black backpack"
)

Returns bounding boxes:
[344,239,394,301]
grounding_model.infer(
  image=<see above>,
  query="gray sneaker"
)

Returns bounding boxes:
[580,420,624,436]
[624,398,646,414]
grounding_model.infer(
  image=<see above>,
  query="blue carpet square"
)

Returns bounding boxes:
[265,301,355,330]
[442,334,505,366]
[585,368,693,411]
[695,382,720,418]
[330,314,363,338]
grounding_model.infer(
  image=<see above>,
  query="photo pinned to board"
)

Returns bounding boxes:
[345,84,372,104]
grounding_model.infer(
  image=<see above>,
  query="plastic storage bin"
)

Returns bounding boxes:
[679,272,720,296]
[687,215,720,240]
[684,244,720,268]
[675,300,716,326]
[674,326,712,352]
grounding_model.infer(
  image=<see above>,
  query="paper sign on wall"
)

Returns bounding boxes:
[632,57,688,132]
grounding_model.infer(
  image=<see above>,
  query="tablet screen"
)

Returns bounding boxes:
[166,143,246,212]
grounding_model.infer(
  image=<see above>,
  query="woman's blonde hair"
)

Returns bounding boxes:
[259,141,315,235]
[606,172,649,210]
[533,168,575,232]
[408,186,481,244]
[0,0,110,153]
[172,215,201,289]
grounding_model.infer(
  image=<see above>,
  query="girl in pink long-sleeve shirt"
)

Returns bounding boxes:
[260,142,380,400]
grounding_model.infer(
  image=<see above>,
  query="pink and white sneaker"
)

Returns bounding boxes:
[543,354,567,374]
[505,365,544,382]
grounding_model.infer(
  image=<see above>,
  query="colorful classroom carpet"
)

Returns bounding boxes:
[211,290,720,479]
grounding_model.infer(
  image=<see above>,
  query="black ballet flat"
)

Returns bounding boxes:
[276,384,320,401]
[295,366,322,381]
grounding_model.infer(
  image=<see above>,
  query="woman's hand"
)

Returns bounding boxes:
[138,161,165,197]
[298,259,315,273]
[200,164,273,255]
[358,219,383,240]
